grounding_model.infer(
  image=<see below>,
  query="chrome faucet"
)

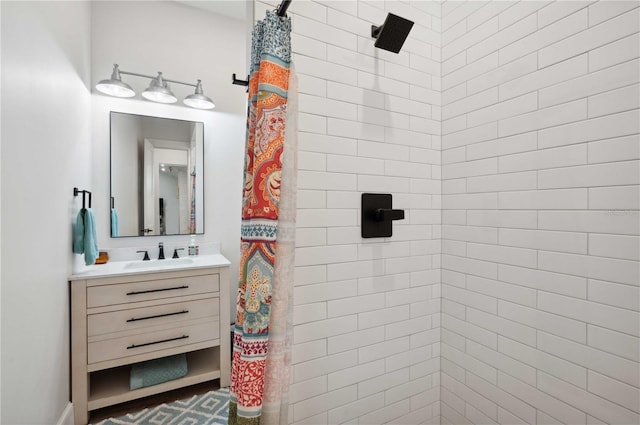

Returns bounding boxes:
[158,242,165,260]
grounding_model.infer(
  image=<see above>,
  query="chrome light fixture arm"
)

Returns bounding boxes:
[118,70,197,89]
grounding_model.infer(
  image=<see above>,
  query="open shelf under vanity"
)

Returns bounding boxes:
[88,347,221,411]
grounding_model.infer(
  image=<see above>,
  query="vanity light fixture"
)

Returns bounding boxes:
[184,80,215,109]
[96,64,215,110]
[142,72,177,104]
[95,64,135,98]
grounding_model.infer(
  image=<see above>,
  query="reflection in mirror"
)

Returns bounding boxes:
[110,112,204,237]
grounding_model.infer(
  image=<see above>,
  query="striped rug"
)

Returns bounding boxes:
[95,388,229,425]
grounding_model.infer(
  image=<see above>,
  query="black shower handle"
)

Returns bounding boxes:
[375,209,405,221]
[361,193,405,238]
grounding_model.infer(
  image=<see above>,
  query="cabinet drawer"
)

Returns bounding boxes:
[88,297,219,337]
[88,319,219,364]
[87,274,219,308]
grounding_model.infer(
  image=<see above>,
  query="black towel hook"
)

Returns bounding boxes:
[73,187,92,209]
[232,73,249,92]
[232,73,249,87]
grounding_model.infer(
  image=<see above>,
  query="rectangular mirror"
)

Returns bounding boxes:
[110,112,204,237]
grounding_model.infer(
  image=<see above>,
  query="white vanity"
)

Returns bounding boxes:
[69,254,230,425]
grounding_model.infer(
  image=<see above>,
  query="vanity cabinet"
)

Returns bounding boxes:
[69,265,229,425]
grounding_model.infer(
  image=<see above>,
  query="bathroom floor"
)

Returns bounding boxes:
[88,380,222,423]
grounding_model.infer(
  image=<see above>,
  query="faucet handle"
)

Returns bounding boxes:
[173,248,185,259]
[136,250,150,261]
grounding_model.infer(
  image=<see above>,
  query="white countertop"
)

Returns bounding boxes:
[69,254,230,280]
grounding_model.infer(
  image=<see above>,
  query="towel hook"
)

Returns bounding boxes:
[232,73,249,87]
[73,187,92,209]
[232,73,249,93]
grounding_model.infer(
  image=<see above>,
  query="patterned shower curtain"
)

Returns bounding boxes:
[189,168,196,234]
[229,10,295,425]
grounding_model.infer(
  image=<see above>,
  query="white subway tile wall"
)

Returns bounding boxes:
[254,1,639,423]
[261,0,442,423]
[441,2,640,425]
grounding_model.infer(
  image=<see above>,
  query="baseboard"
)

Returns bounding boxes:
[56,402,74,425]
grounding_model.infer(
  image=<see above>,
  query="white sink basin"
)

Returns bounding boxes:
[124,257,195,270]
[71,253,231,279]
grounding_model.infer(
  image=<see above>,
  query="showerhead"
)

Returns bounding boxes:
[371,13,414,54]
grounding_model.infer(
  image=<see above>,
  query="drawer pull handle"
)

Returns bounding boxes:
[126,335,189,349]
[126,285,189,296]
[126,310,189,322]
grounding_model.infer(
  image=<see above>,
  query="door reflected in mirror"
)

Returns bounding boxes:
[110,112,204,237]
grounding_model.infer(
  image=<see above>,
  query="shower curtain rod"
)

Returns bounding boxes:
[276,0,292,17]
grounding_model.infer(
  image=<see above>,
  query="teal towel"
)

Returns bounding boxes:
[73,208,99,265]
[111,208,119,237]
[130,354,188,390]
[72,211,84,254]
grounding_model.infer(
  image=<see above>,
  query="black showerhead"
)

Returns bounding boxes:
[371,13,414,54]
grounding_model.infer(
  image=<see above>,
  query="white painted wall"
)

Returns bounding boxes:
[264,1,443,423]
[0,1,92,423]
[0,7,3,420]
[441,2,640,424]
[90,1,248,323]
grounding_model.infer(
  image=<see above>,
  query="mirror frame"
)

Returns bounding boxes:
[109,111,205,237]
